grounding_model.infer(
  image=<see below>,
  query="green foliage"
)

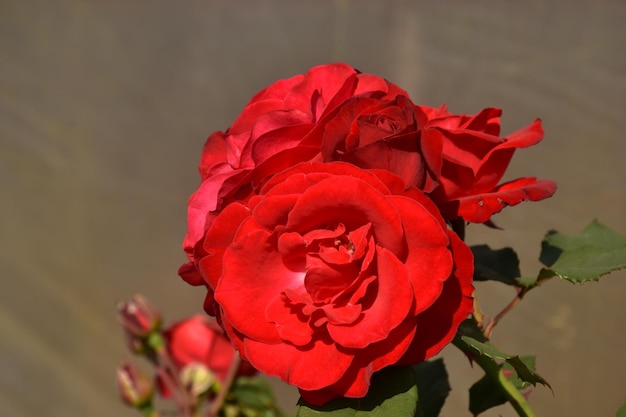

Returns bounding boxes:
[536,220,626,284]
[456,320,550,390]
[296,367,418,417]
[413,359,450,417]
[224,377,286,417]
[616,400,626,417]
[469,356,535,416]
[471,245,521,285]
[475,220,626,290]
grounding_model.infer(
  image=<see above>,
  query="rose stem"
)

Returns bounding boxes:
[483,273,555,339]
[138,404,162,417]
[207,354,242,417]
[155,347,197,417]
[472,294,485,329]
[453,338,537,417]
[483,288,523,339]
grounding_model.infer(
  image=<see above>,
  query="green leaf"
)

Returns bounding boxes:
[469,356,536,416]
[227,377,286,417]
[538,220,626,283]
[514,276,540,289]
[616,400,626,417]
[413,359,450,417]
[231,377,276,409]
[456,320,550,390]
[296,366,418,417]
[471,245,521,285]
[469,374,506,416]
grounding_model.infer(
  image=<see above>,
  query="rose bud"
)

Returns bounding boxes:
[117,294,163,339]
[164,315,256,381]
[156,315,256,398]
[116,362,154,408]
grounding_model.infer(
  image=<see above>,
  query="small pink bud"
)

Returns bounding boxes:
[118,294,162,339]
[116,363,154,408]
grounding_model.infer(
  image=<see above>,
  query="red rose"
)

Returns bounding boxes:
[310,94,439,193]
[183,64,407,284]
[421,105,557,222]
[198,162,473,405]
[158,315,255,397]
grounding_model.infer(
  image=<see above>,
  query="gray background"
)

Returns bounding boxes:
[1,1,625,416]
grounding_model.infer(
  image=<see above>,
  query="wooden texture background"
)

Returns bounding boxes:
[1,1,625,416]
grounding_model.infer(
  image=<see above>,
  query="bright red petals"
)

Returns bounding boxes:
[449,177,558,223]
[181,64,405,282]
[244,335,354,391]
[178,63,558,405]
[424,109,556,222]
[200,162,473,404]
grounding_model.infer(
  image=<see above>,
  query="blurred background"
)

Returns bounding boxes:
[1,1,625,416]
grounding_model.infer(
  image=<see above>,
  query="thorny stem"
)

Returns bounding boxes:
[456,338,537,417]
[207,354,242,417]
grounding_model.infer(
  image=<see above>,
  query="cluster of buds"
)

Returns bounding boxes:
[115,295,264,417]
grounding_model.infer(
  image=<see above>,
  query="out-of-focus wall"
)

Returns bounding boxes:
[1,1,624,416]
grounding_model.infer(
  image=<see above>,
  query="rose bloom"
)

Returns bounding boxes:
[183,63,408,283]
[157,315,255,397]
[421,105,557,223]
[185,63,406,266]
[197,162,474,405]
[182,64,556,289]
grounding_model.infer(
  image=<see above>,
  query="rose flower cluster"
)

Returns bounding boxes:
[178,63,556,405]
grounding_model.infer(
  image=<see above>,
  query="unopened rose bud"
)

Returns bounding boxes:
[180,362,217,397]
[116,362,154,408]
[118,294,163,339]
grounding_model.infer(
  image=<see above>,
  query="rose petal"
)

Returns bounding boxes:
[260,161,391,195]
[243,335,354,391]
[472,119,544,191]
[266,293,314,346]
[343,132,425,187]
[252,194,300,229]
[249,122,315,166]
[452,177,558,223]
[178,262,204,287]
[319,97,381,160]
[215,229,302,344]
[285,175,406,258]
[300,314,417,405]
[386,195,453,314]
[304,254,360,302]
[199,203,251,288]
[355,73,409,98]
[327,246,413,348]
[398,233,474,364]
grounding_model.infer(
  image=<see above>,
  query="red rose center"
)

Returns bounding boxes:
[267,222,379,345]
